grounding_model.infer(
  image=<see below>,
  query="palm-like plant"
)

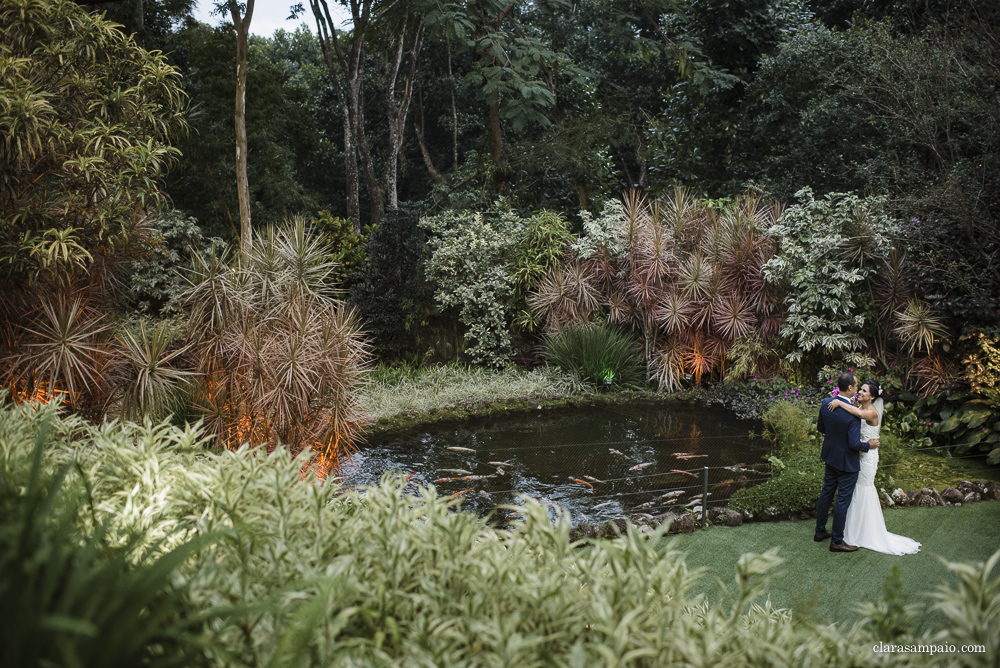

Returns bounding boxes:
[713,295,756,340]
[682,335,719,386]
[181,218,371,470]
[528,260,600,331]
[649,339,686,391]
[875,250,910,320]
[677,253,713,300]
[894,298,948,354]
[111,320,195,422]
[13,295,111,406]
[655,292,693,335]
[912,352,959,395]
[527,189,785,389]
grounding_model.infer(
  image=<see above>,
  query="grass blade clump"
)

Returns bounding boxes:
[542,323,645,390]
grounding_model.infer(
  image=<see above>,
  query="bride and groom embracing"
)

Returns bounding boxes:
[814,372,921,555]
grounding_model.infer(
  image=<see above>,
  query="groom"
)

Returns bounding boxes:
[813,372,879,552]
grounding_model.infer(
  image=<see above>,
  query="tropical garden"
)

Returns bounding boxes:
[1,0,999,664]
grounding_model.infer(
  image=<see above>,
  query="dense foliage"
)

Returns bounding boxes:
[123,210,209,314]
[532,190,784,389]
[762,188,898,367]
[2,401,998,667]
[0,0,186,292]
[420,208,525,366]
[0,415,210,666]
[349,206,435,360]
[0,0,187,414]
[420,206,574,366]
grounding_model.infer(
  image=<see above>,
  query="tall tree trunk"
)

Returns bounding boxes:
[415,86,444,183]
[310,0,361,229]
[228,0,254,256]
[478,5,515,197]
[310,0,383,230]
[342,110,360,227]
[351,74,382,226]
[447,36,458,170]
[383,16,424,210]
[488,101,509,196]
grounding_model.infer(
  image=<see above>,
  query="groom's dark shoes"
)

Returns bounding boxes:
[829,540,859,552]
[814,529,833,542]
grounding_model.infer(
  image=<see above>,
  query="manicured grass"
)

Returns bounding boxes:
[661,500,1000,630]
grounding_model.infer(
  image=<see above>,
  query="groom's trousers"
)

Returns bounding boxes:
[816,465,859,544]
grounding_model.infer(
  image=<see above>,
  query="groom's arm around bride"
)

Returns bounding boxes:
[813,373,879,551]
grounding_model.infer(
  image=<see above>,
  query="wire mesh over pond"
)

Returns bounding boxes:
[341,403,771,525]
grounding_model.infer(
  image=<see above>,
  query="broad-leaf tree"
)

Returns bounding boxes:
[0,0,186,290]
[0,0,185,408]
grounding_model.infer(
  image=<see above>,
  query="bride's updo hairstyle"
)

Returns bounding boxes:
[863,379,884,400]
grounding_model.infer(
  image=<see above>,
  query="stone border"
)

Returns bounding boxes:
[568,480,1000,541]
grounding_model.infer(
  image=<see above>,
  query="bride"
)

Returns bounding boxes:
[828,379,921,555]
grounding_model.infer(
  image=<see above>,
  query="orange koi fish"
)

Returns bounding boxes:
[570,478,594,489]
[669,469,698,478]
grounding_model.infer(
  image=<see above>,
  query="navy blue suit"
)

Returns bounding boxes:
[815,396,871,543]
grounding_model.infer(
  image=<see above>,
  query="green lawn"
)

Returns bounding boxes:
[660,500,1000,630]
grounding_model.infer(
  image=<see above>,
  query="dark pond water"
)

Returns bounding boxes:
[341,403,768,525]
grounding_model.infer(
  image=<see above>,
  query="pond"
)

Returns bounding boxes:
[341,403,769,526]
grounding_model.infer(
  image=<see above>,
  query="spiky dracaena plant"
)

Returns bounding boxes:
[109,319,195,422]
[181,218,371,468]
[894,299,948,355]
[531,190,784,388]
[3,294,112,410]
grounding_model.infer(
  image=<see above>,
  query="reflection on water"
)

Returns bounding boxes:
[340,403,766,526]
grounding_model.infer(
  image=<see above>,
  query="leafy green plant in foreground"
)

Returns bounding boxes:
[2,400,997,666]
[0,414,212,667]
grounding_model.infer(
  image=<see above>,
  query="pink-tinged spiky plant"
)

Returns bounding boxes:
[527,189,786,388]
[181,217,371,473]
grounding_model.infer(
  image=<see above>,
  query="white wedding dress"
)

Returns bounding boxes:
[843,399,921,555]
